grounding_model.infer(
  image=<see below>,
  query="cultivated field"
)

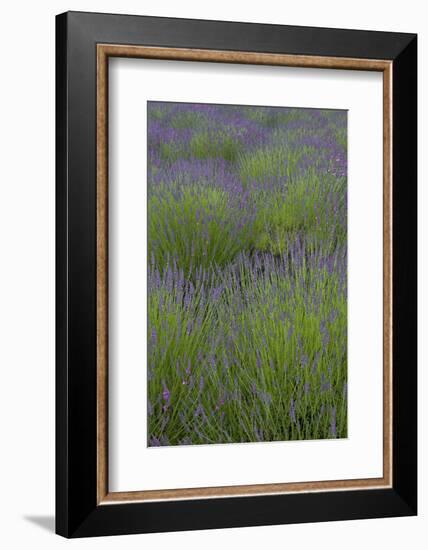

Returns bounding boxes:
[147,102,347,446]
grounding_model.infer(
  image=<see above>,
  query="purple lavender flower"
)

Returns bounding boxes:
[151,327,157,347]
[330,407,337,438]
[290,398,297,424]
[162,382,170,404]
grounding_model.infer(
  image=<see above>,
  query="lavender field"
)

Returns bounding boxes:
[147,101,347,446]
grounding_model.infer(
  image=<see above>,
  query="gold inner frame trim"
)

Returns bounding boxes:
[96,44,393,505]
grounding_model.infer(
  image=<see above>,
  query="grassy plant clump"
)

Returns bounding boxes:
[170,111,210,130]
[148,182,254,274]
[252,171,346,254]
[239,146,302,184]
[148,247,347,444]
[190,131,243,162]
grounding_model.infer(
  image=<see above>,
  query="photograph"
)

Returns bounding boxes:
[147,101,348,446]
[0,0,421,546]
[48,7,418,540]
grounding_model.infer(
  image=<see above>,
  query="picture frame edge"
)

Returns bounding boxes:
[55,11,417,538]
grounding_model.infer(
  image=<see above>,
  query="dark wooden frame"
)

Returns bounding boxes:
[56,10,417,538]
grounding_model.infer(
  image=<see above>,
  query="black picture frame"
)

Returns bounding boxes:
[56,10,417,538]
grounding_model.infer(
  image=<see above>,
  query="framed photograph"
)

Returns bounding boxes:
[56,11,417,538]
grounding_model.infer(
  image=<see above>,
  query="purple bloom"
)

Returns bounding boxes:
[254,426,264,442]
[194,403,206,420]
[330,407,337,438]
[261,392,272,406]
[162,382,170,404]
[290,398,297,424]
[320,373,331,393]
[151,327,157,346]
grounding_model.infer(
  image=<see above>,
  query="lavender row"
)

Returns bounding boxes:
[147,102,347,445]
